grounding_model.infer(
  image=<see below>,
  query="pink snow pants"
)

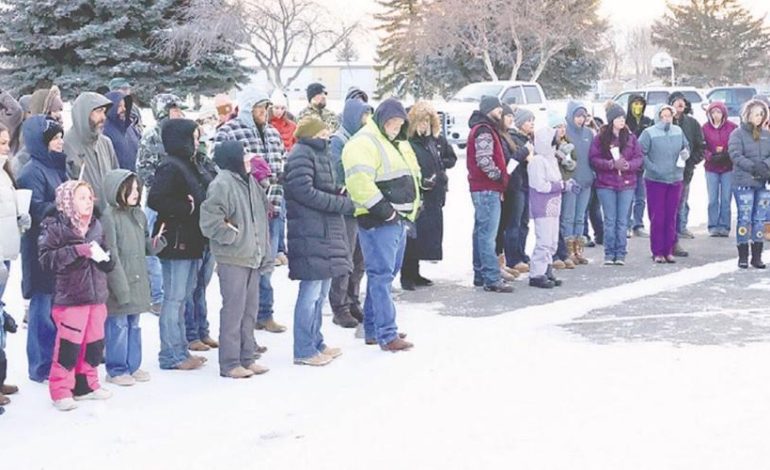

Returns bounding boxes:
[49,304,107,401]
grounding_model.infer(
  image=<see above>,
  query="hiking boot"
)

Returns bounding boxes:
[673,243,689,257]
[191,355,208,364]
[247,363,270,375]
[333,309,359,328]
[321,346,343,359]
[679,229,695,239]
[738,243,749,268]
[294,353,333,366]
[414,275,434,287]
[545,266,562,287]
[500,269,518,282]
[366,332,407,345]
[150,303,162,316]
[188,340,210,352]
[201,337,219,349]
[0,394,8,406]
[633,227,649,238]
[222,366,254,379]
[53,398,78,412]
[552,259,566,270]
[563,258,576,269]
[106,374,136,387]
[74,387,112,401]
[483,281,514,293]
[1,384,18,395]
[751,242,766,269]
[381,337,414,352]
[132,370,151,382]
[350,303,364,323]
[529,276,555,289]
[256,319,287,333]
[400,278,416,291]
[176,357,203,370]
[513,262,530,274]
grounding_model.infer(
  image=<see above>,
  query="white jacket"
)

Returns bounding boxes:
[0,168,20,261]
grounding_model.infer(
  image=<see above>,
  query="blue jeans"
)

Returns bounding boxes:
[359,221,407,345]
[105,314,142,377]
[677,181,691,234]
[159,259,199,369]
[597,188,635,261]
[184,246,213,342]
[471,191,502,286]
[26,293,55,382]
[293,279,331,359]
[733,186,770,245]
[706,171,732,233]
[277,200,287,253]
[258,213,283,323]
[628,174,646,229]
[503,189,529,266]
[144,205,164,305]
[560,186,592,239]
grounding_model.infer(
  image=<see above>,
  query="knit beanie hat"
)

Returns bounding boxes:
[547,109,566,128]
[345,87,369,103]
[294,115,327,138]
[43,119,64,147]
[479,95,502,116]
[513,108,535,129]
[306,82,327,102]
[605,102,625,124]
[501,103,514,117]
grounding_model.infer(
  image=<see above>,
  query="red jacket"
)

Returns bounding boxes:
[270,116,297,151]
[466,112,508,193]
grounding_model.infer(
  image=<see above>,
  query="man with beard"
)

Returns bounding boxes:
[297,83,340,132]
[64,92,119,211]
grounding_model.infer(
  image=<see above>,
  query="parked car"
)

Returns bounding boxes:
[706,86,757,123]
[437,81,548,148]
[612,87,709,124]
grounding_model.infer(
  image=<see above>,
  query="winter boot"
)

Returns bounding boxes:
[333,309,359,328]
[256,319,287,333]
[188,340,210,352]
[350,303,364,323]
[247,363,270,375]
[483,281,515,293]
[400,277,416,291]
[563,257,576,269]
[321,346,343,359]
[294,353,333,366]
[566,238,580,265]
[381,337,414,352]
[201,336,219,349]
[738,244,749,269]
[574,238,589,265]
[529,275,555,289]
[751,242,766,269]
[545,265,563,287]
[221,366,254,379]
[552,259,566,270]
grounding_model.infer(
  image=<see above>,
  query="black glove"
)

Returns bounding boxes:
[711,151,730,165]
[3,312,17,334]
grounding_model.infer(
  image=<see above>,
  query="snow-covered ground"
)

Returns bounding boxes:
[3,149,768,469]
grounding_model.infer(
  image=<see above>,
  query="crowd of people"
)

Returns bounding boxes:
[0,77,768,413]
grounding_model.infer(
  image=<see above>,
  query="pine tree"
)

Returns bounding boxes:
[374,0,437,99]
[0,0,250,103]
[652,0,770,86]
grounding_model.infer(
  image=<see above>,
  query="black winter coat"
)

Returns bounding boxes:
[284,138,355,280]
[507,128,532,191]
[147,119,211,260]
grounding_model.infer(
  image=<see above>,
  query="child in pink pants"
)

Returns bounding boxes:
[38,180,115,411]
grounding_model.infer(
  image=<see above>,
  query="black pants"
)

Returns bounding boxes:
[584,187,604,243]
[401,255,420,282]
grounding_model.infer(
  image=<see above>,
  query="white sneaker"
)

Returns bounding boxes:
[131,369,151,382]
[106,374,136,386]
[53,398,78,411]
[74,387,113,401]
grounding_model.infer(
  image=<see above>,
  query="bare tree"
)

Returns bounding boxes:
[626,26,656,86]
[336,36,359,63]
[602,30,624,80]
[160,0,358,90]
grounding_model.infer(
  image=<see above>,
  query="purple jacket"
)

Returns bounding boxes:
[702,101,737,174]
[589,130,643,191]
[38,213,115,307]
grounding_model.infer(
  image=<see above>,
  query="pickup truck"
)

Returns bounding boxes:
[436,81,549,148]
[612,87,709,124]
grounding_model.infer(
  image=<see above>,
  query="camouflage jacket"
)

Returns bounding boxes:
[297,105,340,133]
[136,123,166,188]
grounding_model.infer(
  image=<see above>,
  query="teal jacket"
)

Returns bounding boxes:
[638,105,691,184]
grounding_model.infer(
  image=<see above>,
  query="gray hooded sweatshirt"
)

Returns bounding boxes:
[64,92,119,210]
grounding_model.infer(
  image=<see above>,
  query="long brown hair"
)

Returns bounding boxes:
[0,123,15,187]
[599,123,630,156]
[116,174,141,208]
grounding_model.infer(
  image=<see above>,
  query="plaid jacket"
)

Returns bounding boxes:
[214,117,286,214]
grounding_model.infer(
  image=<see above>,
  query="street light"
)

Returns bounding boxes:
[651,52,676,86]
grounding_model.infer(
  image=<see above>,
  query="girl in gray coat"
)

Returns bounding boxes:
[727,99,770,268]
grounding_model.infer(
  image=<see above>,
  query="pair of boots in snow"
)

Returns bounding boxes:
[738,242,766,269]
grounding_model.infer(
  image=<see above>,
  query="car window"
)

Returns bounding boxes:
[501,86,524,105]
[734,88,756,103]
[523,86,543,104]
[708,89,729,102]
[614,92,633,109]
[647,91,669,106]
[681,91,702,104]
[450,83,504,103]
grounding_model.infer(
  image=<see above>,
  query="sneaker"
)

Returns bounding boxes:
[294,353,333,366]
[614,258,626,266]
[256,319,287,333]
[74,387,112,401]
[150,303,162,316]
[53,398,78,411]
[633,227,649,238]
[354,324,365,339]
[483,281,514,293]
[246,363,270,375]
[653,256,666,264]
[529,276,555,289]
[603,258,615,265]
[201,337,219,349]
[321,346,343,359]
[678,229,695,239]
[106,374,136,387]
[188,340,210,352]
[709,230,719,237]
[221,366,254,379]
[380,337,414,352]
[718,228,731,237]
[132,369,151,382]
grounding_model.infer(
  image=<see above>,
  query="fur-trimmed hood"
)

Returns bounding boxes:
[741,98,769,126]
[407,100,441,138]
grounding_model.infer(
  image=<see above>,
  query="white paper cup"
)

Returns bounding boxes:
[16,189,32,215]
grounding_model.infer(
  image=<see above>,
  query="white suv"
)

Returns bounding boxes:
[612,87,708,124]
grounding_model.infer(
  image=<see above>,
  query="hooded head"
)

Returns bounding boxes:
[407,100,441,138]
[513,108,535,132]
[654,104,677,131]
[345,87,369,103]
[105,91,131,126]
[30,86,64,123]
[741,99,769,140]
[565,101,588,131]
[19,95,32,115]
[151,93,186,121]
[341,98,372,135]
[668,92,692,117]
[533,127,556,158]
[0,91,23,138]
[70,92,112,144]
[103,169,141,209]
[627,94,647,120]
[374,98,408,141]
[213,140,249,180]
[23,115,60,161]
[55,180,94,230]
[706,101,729,129]
[237,87,271,129]
[161,119,199,161]
[547,109,566,129]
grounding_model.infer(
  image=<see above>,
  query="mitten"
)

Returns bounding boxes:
[17,213,31,231]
